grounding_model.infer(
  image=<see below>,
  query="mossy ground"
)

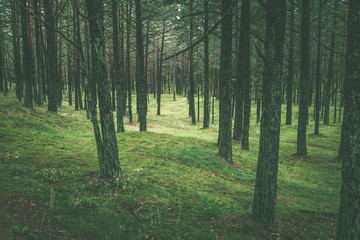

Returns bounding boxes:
[1,91,341,239]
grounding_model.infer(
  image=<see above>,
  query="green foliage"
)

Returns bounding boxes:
[9,225,37,239]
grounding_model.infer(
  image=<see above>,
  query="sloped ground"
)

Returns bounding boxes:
[0,91,340,239]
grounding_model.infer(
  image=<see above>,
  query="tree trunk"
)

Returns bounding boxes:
[126,2,133,123]
[86,0,121,178]
[112,0,125,132]
[336,1,360,238]
[10,0,23,101]
[0,11,4,94]
[188,0,196,124]
[286,0,295,125]
[252,0,286,228]
[240,0,251,150]
[33,0,44,105]
[157,21,165,115]
[44,0,57,112]
[297,0,311,155]
[314,0,322,135]
[218,0,233,163]
[203,0,210,128]
[135,0,147,131]
[324,0,338,125]
[21,0,34,109]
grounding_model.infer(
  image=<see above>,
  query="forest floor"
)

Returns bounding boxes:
[0,91,341,239]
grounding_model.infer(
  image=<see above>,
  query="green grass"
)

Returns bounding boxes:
[0,91,341,239]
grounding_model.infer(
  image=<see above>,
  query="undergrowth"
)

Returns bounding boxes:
[0,91,341,239]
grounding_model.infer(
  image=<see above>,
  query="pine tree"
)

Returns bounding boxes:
[135,0,147,131]
[252,0,286,228]
[336,0,360,238]
[218,0,233,163]
[86,0,121,178]
[297,0,311,155]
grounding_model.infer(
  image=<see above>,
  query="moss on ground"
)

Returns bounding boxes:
[0,91,340,239]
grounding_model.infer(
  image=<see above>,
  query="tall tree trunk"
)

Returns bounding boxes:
[240,0,251,150]
[218,0,233,163]
[203,0,210,128]
[44,0,57,112]
[10,0,23,101]
[21,0,34,109]
[336,0,360,238]
[157,21,165,115]
[112,0,125,132]
[324,0,338,125]
[314,0,322,135]
[0,11,4,94]
[34,0,44,105]
[135,0,147,131]
[126,2,133,123]
[286,0,295,125]
[252,0,286,228]
[188,0,196,124]
[297,0,311,155]
[86,0,121,178]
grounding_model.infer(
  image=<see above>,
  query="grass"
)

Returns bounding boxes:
[0,91,341,239]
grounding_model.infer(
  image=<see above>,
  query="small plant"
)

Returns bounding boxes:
[34,168,64,183]
[9,224,37,239]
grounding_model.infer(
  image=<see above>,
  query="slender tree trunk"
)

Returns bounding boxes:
[119,4,127,117]
[252,0,286,228]
[240,0,251,150]
[218,0,233,163]
[44,0,57,112]
[10,0,23,101]
[286,0,295,125]
[324,0,338,125]
[157,21,165,115]
[126,2,133,123]
[203,0,210,128]
[188,0,196,124]
[0,11,4,94]
[314,0,322,135]
[135,0,147,131]
[21,0,34,109]
[33,0,44,105]
[67,45,72,106]
[336,0,360,238]
[297,0,311,155]
[112,0,124,132]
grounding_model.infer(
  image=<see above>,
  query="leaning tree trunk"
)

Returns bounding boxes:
[252,0,286,228]
[297,0,311,156]
[86,0,121,178]
[336,0,360,238]
[218,0,233,163]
